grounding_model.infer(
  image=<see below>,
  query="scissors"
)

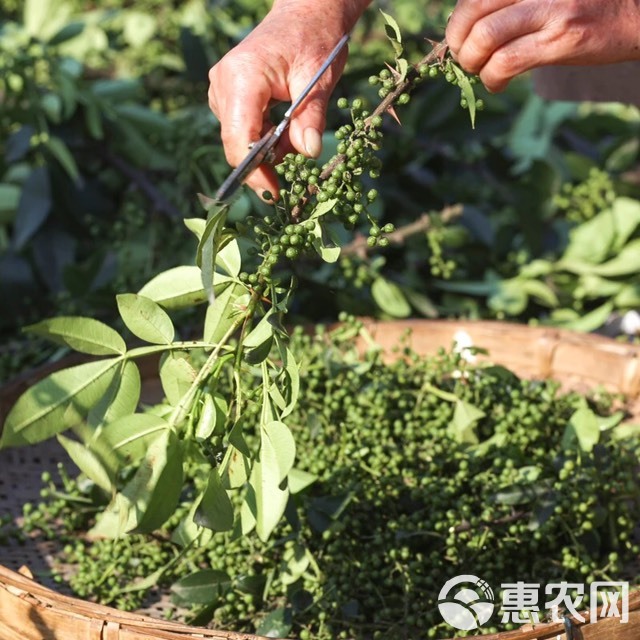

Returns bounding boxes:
[214,33,350,203]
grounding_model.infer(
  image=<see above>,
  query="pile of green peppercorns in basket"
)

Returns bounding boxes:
[6,318,639,639]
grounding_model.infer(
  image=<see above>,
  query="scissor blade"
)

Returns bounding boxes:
[214,126,277,203]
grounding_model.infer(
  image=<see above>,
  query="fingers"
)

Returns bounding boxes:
[209,45,345,197]
[209,56,275,168]
[446,0,518,56]
[446,0,632,93]
[474,31,552,93]
[287,47,349,159]
[243,164,280,200]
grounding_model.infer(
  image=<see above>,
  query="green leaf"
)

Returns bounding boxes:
[371,277,411,318]
[280,543,310,586]
[507,94,576,173]
[606,138,639,173]
[83,99,103,139]
[159,351,197,406]
[171,569,230,606]
[311,221,340,263]
[1,358,122,448]
[183,218,205,241]
[262,421,296,483]
[487,279,528,316]
[224,446,250,489]
[597,412,624,432]
[96,413,169,464]
[251,457,289,542]
[244,310,277,363]
[48,20,85,46]
[124,430,184,534]
[288,468,317,494]
[563,209,616,264]
[122,11,157,48]
[171,500,213,548]
[309,198,338,220]
[246,421,295,542]
[195,393,227,441]
[194,468,234,532]
[402,287,438,318]
[57,433,114,493]
[117,293,175,345]
[228,421,251,459]
[91,78,142,102]
[24,0,72,41]
[114,104,170,136]
[578,274,624,299]
[449,401,485,445]
[557,301,613,332]
[491,483,551,506]
[563,401,600,452]
[591,239,640,277]
[216,239,241,277]
[204,282,248,344]
[278,347,300,419]
[138,265,210,309]
[397,57,409,82]
[256,607,293,639]
[450,62,477,129]
[45,136,80,182]
[40,93,62,123]
[520,280,558,308]
[12,167,51,250]
[0,183,20,225]
[610,197,640,252]
[380,10,403,57]
[615,283,640,308]
[88,360,141,427]
[25,316,126,355]
[196,197,229,304]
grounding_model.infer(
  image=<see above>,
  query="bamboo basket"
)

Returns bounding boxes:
[1,320,640,640]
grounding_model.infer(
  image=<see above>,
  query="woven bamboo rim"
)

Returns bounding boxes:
[1,320,639,640]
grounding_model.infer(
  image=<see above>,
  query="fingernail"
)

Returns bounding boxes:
[303,128,322,158]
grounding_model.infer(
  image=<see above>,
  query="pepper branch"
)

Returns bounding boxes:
[291,40,449,219]
[341,203,462,259]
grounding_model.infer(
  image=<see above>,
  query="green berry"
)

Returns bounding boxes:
[285,247,299,259]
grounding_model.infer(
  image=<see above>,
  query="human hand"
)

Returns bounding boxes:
[446,0,640,93]
[208,1,369,197]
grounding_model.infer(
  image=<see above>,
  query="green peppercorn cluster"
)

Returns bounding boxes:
[369,67,413,105]
[368,57,484,113]
[13,319,639,638]
[274,97,386,235]
[231,95,401,295]
[554,168,616,224]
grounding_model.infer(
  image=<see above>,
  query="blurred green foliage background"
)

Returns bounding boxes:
[1,0,640,378]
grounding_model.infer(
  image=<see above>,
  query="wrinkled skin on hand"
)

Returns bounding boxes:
[446,0,640,93]
[210,0,640,195]
[208,0,370,197]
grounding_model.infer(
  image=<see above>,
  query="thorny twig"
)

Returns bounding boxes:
[342,203,462,259]
[291,40,449,219]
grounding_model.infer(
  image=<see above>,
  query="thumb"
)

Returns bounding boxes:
[287,52,347,159]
